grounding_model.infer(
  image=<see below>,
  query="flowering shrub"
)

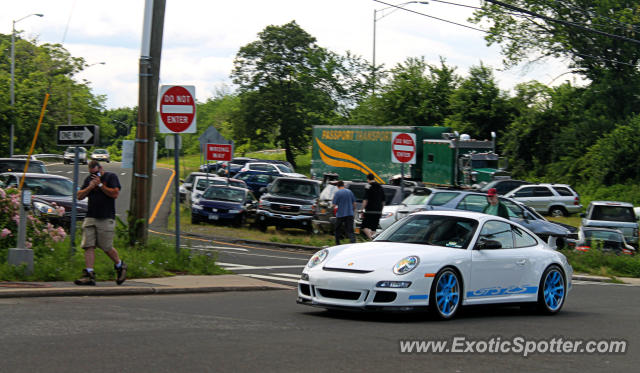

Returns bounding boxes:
[0,187,67,257]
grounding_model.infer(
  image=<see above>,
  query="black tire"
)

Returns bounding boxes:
[234,214,246,228]
[429,267,462,320]
[258,221,268,232]
[549,207,567,217]
[191,214,200,224]
[537,265,566,315]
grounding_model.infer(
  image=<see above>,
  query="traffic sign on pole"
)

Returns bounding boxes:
[206,143,233,161]
[158,85,196,133]
[391,132,416,164]
[57,125,99,146]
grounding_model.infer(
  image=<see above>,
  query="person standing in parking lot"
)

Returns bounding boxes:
[332,180,356,245]
[483,188,510,219]
[361,173,385,240]
[74,160,127,286]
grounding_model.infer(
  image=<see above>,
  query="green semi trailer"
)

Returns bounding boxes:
[311,125,509,187]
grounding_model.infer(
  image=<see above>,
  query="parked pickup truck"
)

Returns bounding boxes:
[581,201,639,248]
[256,177,321,232]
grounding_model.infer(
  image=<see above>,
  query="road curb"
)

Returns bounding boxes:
[572,275,614,283]
[0,285,289,299]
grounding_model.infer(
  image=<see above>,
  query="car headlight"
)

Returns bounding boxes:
[229,209,241,214]
[192,204,203,210]
[393,256,420,275]
[307,249,328,268]
[33,201,56,215]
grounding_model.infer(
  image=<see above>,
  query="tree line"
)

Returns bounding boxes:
[1,1,639,199]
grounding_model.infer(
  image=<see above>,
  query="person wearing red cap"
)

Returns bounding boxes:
[482,188,510,219]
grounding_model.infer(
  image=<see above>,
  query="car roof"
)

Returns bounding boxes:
[412,209,499,221]
[0,172,69,180]
[589,201,634,207]
[273,176,317,183]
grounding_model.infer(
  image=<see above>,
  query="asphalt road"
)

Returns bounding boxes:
[0,282,637,372]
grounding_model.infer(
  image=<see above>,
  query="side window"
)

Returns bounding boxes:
[479,220,514,249]
[456,194,487,213]
[513,226,538,247]
[553,186,573,196]
[513,187,534,198]
[534,186,553,197]
[500,199,524,218]
[428,192,460,206]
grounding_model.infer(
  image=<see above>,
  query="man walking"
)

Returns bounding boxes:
[74,160,127,286]
[332,180,356,245]
[482,188,510,219]
[361,173,385,240]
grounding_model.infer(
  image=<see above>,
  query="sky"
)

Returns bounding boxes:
[2,0,581,109]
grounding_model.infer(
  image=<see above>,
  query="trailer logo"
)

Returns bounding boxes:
[391,132,416,164]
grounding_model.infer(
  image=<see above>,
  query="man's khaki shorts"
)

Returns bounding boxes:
[81,217,115,252]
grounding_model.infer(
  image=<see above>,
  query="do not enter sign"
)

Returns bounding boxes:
[391,132,416,164]
[159,85,197,133]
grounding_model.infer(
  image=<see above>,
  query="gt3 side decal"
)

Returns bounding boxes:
[466,285,538,298]
[408,294,429,300]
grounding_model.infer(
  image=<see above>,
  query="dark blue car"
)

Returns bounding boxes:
[233,171,279,198]
[191,185,258,227]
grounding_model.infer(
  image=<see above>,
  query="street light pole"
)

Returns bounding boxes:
[10,13,43,157]
[372,2,427,94]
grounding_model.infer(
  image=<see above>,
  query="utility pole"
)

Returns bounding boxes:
[130,0,166,244]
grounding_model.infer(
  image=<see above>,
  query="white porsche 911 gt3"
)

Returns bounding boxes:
[297,211,572,320]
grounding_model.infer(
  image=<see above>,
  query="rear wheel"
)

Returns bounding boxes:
[537,265,566,315]
[549,207,567,217]
[429,268,461,320]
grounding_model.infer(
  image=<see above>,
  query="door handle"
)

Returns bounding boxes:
[516,259,527,266]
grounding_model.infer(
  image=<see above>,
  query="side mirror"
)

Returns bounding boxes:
[475,238,502,250]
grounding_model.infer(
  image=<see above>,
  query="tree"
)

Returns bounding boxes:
[445,63,513,138]
[231,21,352,167]
[471,1,640,120]
[0,34,105,155]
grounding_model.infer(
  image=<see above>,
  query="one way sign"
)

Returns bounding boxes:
[57,125,99,146]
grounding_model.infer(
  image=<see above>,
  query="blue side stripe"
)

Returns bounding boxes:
[466,286,538,298]
[409,294,428,300]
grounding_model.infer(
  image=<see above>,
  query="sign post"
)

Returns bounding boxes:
[391,132,417,198]
[57,125,100,254]
[158,85,197,254]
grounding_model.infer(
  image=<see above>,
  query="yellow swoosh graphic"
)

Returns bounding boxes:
[316,138,385,184]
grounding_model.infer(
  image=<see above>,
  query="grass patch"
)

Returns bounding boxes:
[547,215,581,228]
[168,201,334,248]
[561,248,640,278]
[0,221,229,282]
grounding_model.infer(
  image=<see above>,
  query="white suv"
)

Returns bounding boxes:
[504,183,582,217]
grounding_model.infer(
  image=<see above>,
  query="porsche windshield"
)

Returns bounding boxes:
[375,215,478,249]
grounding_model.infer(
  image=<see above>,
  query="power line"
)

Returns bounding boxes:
[372,0,640,68]
[548,0,640,33]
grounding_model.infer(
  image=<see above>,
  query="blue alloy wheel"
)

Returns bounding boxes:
[430,268,461,320]
[538,265,566,314]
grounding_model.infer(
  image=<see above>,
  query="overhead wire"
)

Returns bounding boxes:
[372,0,640,68]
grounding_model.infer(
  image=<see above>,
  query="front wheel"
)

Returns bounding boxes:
[429,268,462,320]
[537,265,566,315]
[191,214,200,224]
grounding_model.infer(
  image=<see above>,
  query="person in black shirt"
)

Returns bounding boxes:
[361,173,385,240]
[74,160,127,286]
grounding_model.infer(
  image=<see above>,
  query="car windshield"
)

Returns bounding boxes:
[275,164,293,173]
[591,206,636,222]
[584,230,624,242]
[229,180,246,188]
[195,178,225,191]
[375,214,478,249]
[403,191,432,205]
[202,187,245,202]
[25,177,73,196]
[66,147,86,153]
[94,149,107,154]
[271,181,317,197]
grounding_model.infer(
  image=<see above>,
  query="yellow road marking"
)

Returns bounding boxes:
[149,167,175,224]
